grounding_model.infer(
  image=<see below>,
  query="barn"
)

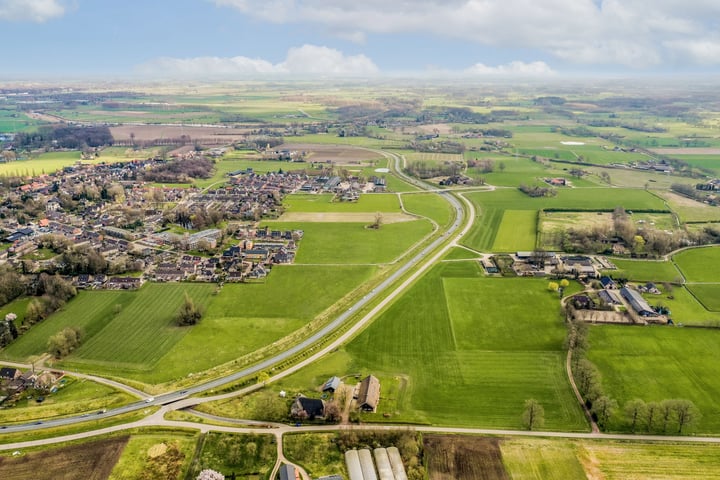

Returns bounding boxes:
[620,286,657,317]
[357,375,381,412]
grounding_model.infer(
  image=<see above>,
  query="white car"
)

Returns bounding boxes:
[145,397,154,403]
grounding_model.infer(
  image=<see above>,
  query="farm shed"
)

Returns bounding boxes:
[373,448,395,480]
[387,447,408,480]
[359,449,378,480]
[480,258,499,274]
[357,375,381,412]
[279,464,296,480]
[322,376,342,393]
[620,286,657,317]
[345,450,364,480]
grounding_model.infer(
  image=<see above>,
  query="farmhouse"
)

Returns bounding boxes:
[291,395,325,420]
[356,375,380,412]
[599,276,616,289]
[480,258,499,274]
[620,286,657,317]
[598,289,622,306]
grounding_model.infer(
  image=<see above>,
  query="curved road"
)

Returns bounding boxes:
[1,149,469,435]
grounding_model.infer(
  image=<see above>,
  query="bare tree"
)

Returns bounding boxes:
[522,399,545,430]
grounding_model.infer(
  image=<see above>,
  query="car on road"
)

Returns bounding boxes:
[145,397,154,403]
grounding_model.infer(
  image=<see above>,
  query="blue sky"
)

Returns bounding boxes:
[2,0,720,78]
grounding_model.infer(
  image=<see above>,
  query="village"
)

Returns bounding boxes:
[0,153,386,288]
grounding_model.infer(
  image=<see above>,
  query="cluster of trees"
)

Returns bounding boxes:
[47,326,82,358]
[176,292,203,326]
[522,399,545,430]
[467,158,504,173]
[13,125,113,150]
[408,140,465,154]
[0,265,25,306]
[142,157,214,183]
[518,184,557,197]
[672,183,720,206]
[405,160,463,179]
[24,274,77,327]
[0,317,19,348]
[241,136,285,151]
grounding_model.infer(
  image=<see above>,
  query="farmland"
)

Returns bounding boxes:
[401,192,456,228]
[192,433,276,478]
[674,247,720,282]
[425,435,508,480]
[284,193,401,213]
[334,262,586,430]
[0,436,128,480]
[266,221,433,264]
[108,431,198,480]
[605,258,682,283]
[587,325,720,432]
[492,210,537,251]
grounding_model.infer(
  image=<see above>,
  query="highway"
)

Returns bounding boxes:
[1,149,469,435]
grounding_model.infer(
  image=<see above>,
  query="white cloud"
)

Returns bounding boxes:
[0,0,65,22]
[213,0,720,67]
[465,61,555,76]
[137,44,378,78]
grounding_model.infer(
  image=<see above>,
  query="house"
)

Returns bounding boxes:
[279,464,297,480]
[620,286,657,317]
[572,295,594,310]
[356,375,380,412]
[0,367,20,381]
[322,376,341,393]
[599,276,616,289]
[291,395,325,420]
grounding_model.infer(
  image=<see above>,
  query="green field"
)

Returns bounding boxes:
[282,262,587,430]
[492,210,537,252]
[686,284,720,311]
[462,206,503,251]
[401,192,455,228]
[466,188,668,212]
[674,247,720,282]
[266,221,433,264]
[108,431,199,480]
[501,439,587,479]
[1,284,215,371]
[284,193,401,213]
[193,433,276,478]
[587,325,720,433]
[605,258,682,283]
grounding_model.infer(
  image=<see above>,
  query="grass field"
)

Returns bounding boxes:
[284,193,401,213]
[401,192,455,228]
[108,431,198,480]
[1,284,215,372]
[492,210,537,252]
[329,262,588,430]
[604,258,683,282]
[266,221,433,264]
[150,265,375,382]
[0,436,128,480]
[466,188,668,212]
[193,433,276,478]
[660,191,720,223]
[587,325,720,433]
[502,439,587,480]
[686,284,720,311]
[674,247,720,282]
[462,206,503,251]
[0,297,30,326]
[284,433,347,479]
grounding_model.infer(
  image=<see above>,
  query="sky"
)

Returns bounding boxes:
[2,0,720,79]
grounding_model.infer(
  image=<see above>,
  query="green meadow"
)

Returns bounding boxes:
[277,262,587,430]
[587,325,720,433]
[674,247,720,282]
[284,193,401,213]
[492,210,538,252]
[605,258,682,283]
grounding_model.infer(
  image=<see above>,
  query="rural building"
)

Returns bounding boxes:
[387,447,409,480]
[598,289,621,306]
[357,375,381,412]
[481,258,499,274]
[358,449,378,480]
[374,448,394,480]
[322,376,342,393]
[599,276,616,289]
[0,367,20,381]
[620,287,657,317]
[291,395,325,420]
[279,464,296,480]
[345,450,364,480]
